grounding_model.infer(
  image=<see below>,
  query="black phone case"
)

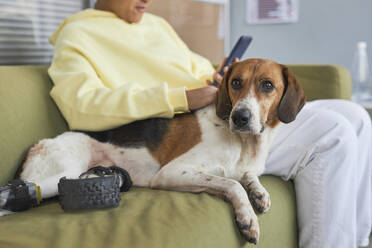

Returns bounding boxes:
[213,35,252,86]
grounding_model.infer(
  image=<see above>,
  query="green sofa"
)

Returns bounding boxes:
[0,65,351,248]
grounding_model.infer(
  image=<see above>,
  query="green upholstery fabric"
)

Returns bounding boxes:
[0,65,351,248]
[287,64,352,101]
[0,66,68,186]
[0,177,296,248]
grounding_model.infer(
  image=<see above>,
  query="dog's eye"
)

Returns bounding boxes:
[259,80,274,92]
[231,79,242,90]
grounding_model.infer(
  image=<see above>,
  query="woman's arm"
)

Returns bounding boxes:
[49,44,189,131]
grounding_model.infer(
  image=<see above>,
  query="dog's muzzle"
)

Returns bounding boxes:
[231,108,265,134]
[232,109,251,129]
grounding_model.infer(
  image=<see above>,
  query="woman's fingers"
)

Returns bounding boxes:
[212,57,240,86]
[216,57,228,72]
[214,73,223,85]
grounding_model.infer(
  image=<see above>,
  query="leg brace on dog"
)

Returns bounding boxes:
[0,179,41,212]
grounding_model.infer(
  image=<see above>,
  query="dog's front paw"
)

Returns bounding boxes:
[235,210,260,244]
[248,188,271,214]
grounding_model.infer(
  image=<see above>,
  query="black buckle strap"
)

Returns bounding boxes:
[109,166,132,192]
[79,166,112,178]
[80,166,132,192]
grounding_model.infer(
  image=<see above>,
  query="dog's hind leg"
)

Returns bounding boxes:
[0,132,97,215]
[24,170,83,199]
[19,132,94,199]
[150,166,260,245]
[0,167,85,216]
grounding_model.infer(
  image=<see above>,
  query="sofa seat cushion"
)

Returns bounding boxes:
[0,176,297,248]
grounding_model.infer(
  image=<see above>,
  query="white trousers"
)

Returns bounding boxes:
[264,99,372,248]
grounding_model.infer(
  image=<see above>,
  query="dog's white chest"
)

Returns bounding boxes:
[174,105,277,180]
[168,107,253,180]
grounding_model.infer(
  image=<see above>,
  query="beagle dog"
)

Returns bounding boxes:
[19,58,305,244]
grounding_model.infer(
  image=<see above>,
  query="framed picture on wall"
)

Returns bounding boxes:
[246,0,298,24]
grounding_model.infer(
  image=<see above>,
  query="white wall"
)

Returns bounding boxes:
[230,0,372,70]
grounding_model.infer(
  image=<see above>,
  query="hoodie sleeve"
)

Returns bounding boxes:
[48,25,189,131]
[156,17,215,83]
[189,50,215,83]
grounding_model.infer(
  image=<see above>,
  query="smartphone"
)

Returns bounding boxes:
[212,35,252,87]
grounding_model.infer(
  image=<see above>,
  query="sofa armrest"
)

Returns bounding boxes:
[287,64,352,101]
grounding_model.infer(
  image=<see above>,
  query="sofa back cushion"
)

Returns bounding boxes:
[287,64,352,101]
[0,66,68,185]
[0,64,352,185]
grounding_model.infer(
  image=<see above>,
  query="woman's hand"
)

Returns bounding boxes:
[206,57,240,86]
[186,86,218,111]
[185,58,239,111]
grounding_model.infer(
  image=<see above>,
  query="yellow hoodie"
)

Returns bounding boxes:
[48,9,215,131]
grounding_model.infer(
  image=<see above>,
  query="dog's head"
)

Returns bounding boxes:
[215,58,306,134]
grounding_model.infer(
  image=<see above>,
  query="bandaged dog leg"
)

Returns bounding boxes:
[31,170,85,199]
[0,179,41,212]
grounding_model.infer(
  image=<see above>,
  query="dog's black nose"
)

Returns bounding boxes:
[232,109,251,128]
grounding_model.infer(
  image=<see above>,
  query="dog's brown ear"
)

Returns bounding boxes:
[278,65,306,123]
[215,65,233,120]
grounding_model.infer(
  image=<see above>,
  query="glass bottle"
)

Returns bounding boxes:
[351,41,372,102]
